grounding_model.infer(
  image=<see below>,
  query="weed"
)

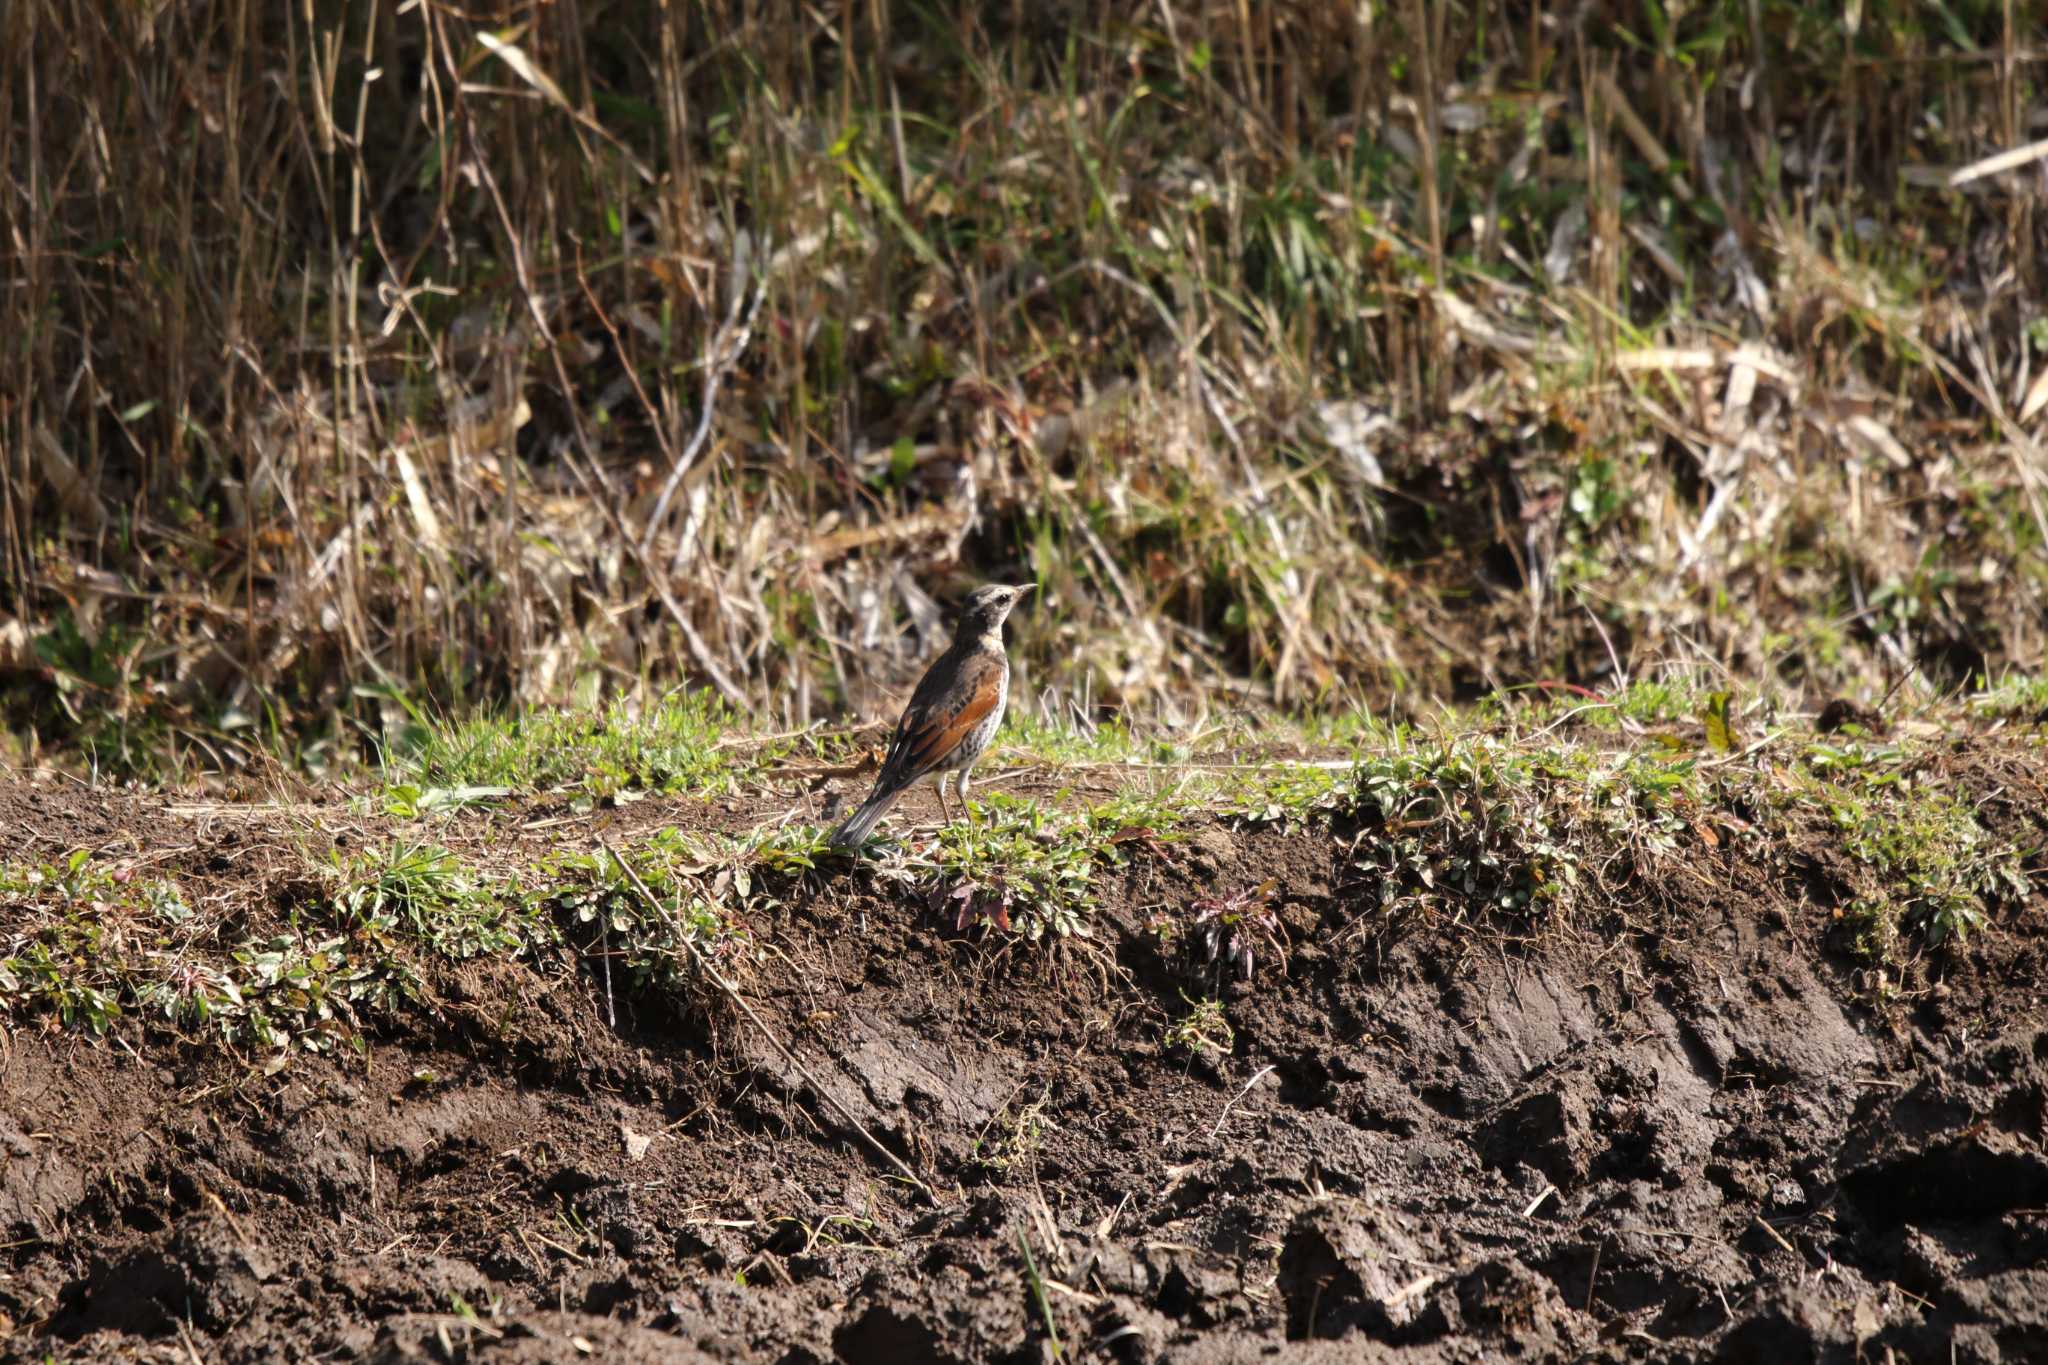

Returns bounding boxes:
[381,783,513,819]
[0,850,417,1051]
[1186,879,1287,980]
[328,840,528,960]
[1017,1226,1066,1360]
[922,796,1098,941]
[1346,726,1700,929]
[1792,740,2027,950]
[1085,791,1185,848]
[1220,764,1350,825]
[996,714,1150,767]
[728,823,839,878]
[1164,993,1235,1057]
[1970,675,2048,721]
[549,829,758,990]
[769,1213,885,1257]
[972,1089,1055,1175]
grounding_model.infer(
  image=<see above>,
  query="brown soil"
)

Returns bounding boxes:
[2,755,2046,1364]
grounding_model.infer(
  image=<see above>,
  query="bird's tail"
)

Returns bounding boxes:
[829,787,901,850]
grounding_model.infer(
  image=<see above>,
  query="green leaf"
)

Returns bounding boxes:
[838,154,942,269]
[1702,692,1736,754]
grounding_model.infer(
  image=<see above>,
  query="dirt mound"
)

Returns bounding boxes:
[2,759,2046,1363]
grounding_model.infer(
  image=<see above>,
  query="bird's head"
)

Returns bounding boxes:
[956,582,1034,639]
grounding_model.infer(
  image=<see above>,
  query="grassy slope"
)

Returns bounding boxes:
[5,685,2042,1054]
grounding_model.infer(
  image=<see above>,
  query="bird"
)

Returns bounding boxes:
[829,582,1034,850]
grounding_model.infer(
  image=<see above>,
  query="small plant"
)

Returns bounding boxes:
[1185,879,1286,979]
[1345,725,1713,930]
[330,840,527,959]
[1970,675,2048,721]
[381,783,513,819]
[1221,764,1349,825]
[925,795,1098,941]
[733,823,837,877]
[549,829,755,989]
[1085,791,1185,854]
[970,1088,1054,1175]
[0,851,413,1050]
[1797,746,2026,951]
[995,713,1149,766]
[1163,992,1234,1056]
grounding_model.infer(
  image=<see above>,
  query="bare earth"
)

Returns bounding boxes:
[2,748,2046,1363]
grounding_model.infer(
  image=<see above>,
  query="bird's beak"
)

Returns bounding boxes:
[1011,583,1036,598]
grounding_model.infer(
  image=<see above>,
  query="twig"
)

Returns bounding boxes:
[642,266,768,560]
[1387,1272,1442,1308]
[1752,1215,1805,1262]
[1094,1190,1134,1239]
[1207,1064,1275,1140]
[199,1183,252,1248]
[595,835,938,1206]
[1877,659,1921,715]
[1947,134,2048,186]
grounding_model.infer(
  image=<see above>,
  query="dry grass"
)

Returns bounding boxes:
[2,1,2045,775]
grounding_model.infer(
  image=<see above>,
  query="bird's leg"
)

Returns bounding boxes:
[957,767,974,822]
[935,771,956,826]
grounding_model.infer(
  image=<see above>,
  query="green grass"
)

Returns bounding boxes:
[383,692,763,801]
[0,849,425,1049]
[1971,675,2048,721]
[546,828,767,988]
[841,785,1199,942]
[324,839,535,960]
[993,713,1157,766]
[0,825,773,1052]
[1334,706,2033,965]
[4,687,2040,1052]
[913,794,1103,942]
[1217,762,1351,824]
[1791,737,2030,951]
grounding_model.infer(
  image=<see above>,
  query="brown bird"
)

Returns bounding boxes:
[830,583,1034,850]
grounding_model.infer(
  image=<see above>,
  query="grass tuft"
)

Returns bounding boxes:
[385,693,765,800]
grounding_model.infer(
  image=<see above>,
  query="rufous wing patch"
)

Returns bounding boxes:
[886,653,1003,782]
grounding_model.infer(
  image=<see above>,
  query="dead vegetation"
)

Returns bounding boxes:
[1,2,2045,776]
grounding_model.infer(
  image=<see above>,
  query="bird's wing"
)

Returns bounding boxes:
[878,649,1005,786]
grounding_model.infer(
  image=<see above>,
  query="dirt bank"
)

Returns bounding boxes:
[1,746,2045,1362]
